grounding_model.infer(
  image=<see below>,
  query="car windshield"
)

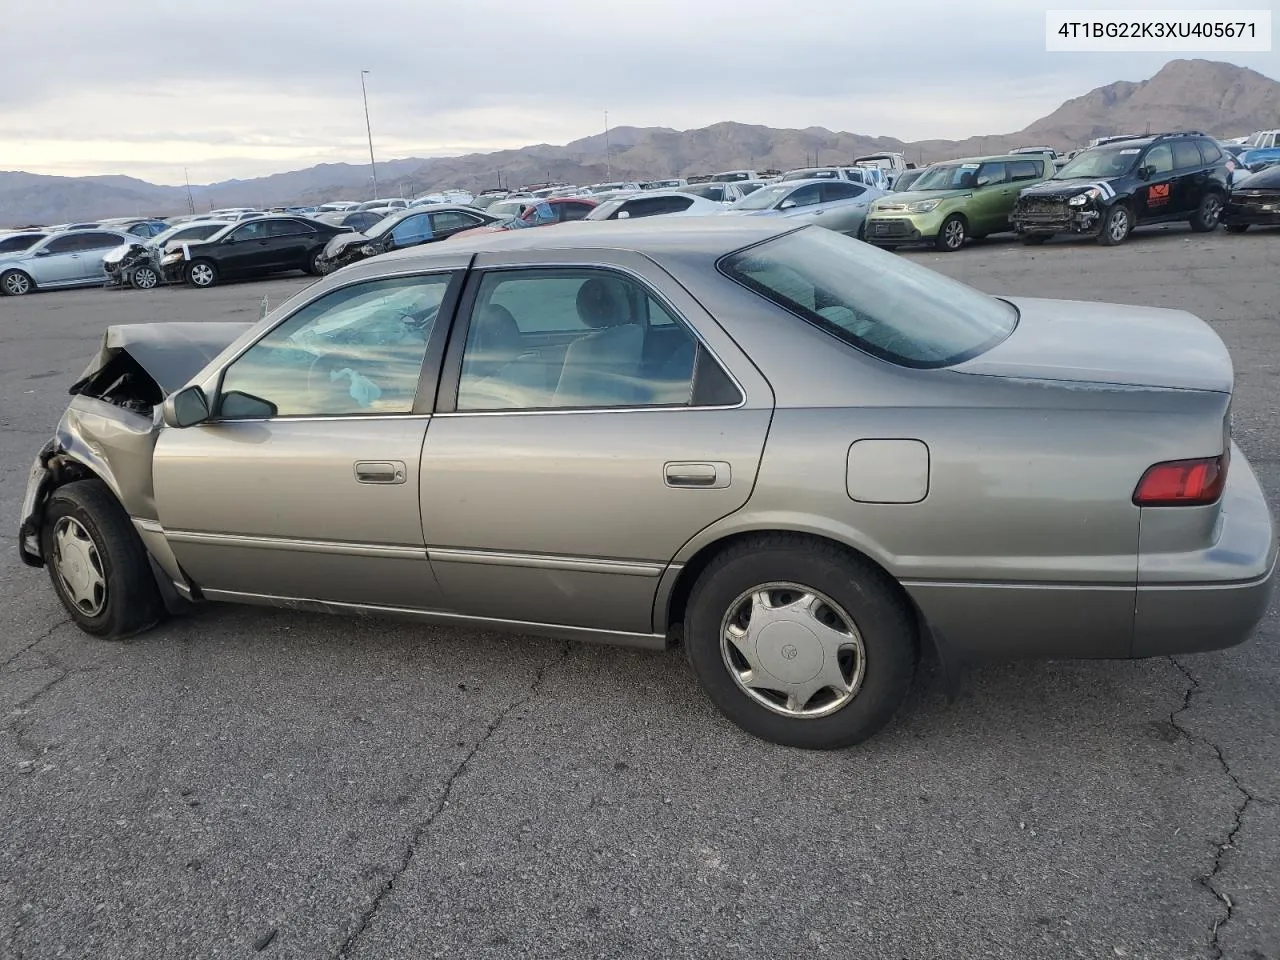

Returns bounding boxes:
[1054,147,1140,179]
[732,184,791,210]
[910,163,982,191]
[720,226,1017,368]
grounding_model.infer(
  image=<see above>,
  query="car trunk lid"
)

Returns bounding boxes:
[953,297,1232,393]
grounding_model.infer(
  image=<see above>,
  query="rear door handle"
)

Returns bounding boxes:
[665,461,731,489]
[354,460,406,484]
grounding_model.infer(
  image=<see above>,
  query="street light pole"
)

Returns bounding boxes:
[604,109,611,181]
[360,69,378,200]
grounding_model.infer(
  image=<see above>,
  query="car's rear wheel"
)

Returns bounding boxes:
[934,215,967,252]
[1189,192,1224,232]
[1020,233,1050,245]
[130,266,160,290]
[41,480,164,639]
[186,260,217,288]
[1224,223,1249,234]
[684,535,917,749]
[1098,204,1132,245]
[1,269,34,296]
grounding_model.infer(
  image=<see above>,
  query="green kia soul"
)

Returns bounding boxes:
[865,155,1051,251]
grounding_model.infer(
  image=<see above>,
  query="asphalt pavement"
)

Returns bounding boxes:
[1,226,1277,960]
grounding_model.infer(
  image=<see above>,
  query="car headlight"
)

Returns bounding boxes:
[906,198,941,213]
[1067,189,1100,206]
[360,244,377,256]
[161,252,184,265]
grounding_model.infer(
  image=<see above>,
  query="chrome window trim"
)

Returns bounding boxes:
[451,258,750,414]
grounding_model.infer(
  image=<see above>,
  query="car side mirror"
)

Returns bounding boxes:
[779,199,797,210]
[34,248,51,257]
[1137,166,1153,181]
[164,385,211,428]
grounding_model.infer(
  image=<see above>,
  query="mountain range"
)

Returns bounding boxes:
[2,58,1277,227]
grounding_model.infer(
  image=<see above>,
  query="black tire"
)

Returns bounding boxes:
[41,479,164,640]
[1020,233,1050,245]
[130,265,160,290]
[1098,204,1132,246]
[306,250,332,276]
[1189,192,1224,232]
[684,534,917,750]
[1,268,34,296]
[933,214,967,252]
[186,260,217,288]
[1224,223,1249,234]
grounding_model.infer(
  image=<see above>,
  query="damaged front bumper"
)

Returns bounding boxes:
[1012,199,1104,236]
[17,441,57,566]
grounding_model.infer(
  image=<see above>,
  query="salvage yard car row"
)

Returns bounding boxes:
[2,131,1278,298]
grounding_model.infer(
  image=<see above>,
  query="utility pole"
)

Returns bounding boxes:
[360,69,378,200]
[604,109,611,181]
[184,167,195,214]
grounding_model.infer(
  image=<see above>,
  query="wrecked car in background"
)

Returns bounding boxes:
[317,204,499,272]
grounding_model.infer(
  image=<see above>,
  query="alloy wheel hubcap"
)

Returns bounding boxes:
[52,517,107,617]
[135,268,157,288]
[191,264,213,286]
[1204,197,1221,225]
[4,274,29,295]
[1110,211,1129,240]
[720,582,866,718]
[945,221,964,248]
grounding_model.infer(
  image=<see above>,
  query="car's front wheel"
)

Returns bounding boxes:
[934,215,967,252]
[186,260,217,288]
[41,480,164,639]
[1,269,34,296]
[307,251,333,276]
[684,535,917,749]
[1098,204,1132,245]
[130,265,160,290]
[1189,192,1224,232]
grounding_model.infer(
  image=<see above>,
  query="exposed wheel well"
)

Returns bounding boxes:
[664,530,916,636]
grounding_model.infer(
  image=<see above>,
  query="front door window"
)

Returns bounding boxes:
[217,274,451,418]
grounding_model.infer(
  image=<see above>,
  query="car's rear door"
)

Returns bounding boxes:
[419,248,774,636]
[266,218,317,269]
[74,232,129,282]
[153,264,468,609]
[1170,139,1207,216]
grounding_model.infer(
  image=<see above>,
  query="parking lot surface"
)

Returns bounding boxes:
[2,228,1278,960]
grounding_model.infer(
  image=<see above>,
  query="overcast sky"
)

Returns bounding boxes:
[1,0,1275,185]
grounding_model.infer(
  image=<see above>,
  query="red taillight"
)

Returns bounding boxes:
[1133,450,1229,506]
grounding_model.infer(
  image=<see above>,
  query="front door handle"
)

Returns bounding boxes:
[665,461,731,489]
[354,460,406,484]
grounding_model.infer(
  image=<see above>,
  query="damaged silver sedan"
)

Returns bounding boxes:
[17,220,1278,749]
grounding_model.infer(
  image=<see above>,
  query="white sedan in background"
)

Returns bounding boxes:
[584,191,729,220]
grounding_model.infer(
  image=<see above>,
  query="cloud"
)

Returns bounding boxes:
[1,0,1275,182]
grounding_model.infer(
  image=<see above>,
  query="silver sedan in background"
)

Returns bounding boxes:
[16,220,1277,749]
[721,178,887,237]
[0,229,136,296]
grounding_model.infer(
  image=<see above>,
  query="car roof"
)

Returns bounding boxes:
[376,216,793,263]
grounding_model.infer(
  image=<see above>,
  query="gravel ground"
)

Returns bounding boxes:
[1,224,1277,960]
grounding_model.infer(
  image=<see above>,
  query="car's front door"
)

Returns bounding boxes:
[217,220,273,277]
[389,213,433,249]
[27,234,87,286]
[419,250,774,637]
[969,161,1011,234]
[153,267,466,609]
[1136,143,1176,223]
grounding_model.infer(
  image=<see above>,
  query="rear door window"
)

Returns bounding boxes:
[820,182,865,201]
[1172,141,1202,170]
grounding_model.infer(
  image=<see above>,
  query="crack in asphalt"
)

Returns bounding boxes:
[0,618,70,674]
[1169,657,1255,960]
[333,641,573,959]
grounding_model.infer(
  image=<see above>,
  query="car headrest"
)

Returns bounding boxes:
[575,277,630,329]
[466,304,522,377]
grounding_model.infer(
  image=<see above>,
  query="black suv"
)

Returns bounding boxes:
[1011,132,1232,246]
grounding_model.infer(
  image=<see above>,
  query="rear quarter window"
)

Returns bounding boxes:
[719,226,1017,369]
